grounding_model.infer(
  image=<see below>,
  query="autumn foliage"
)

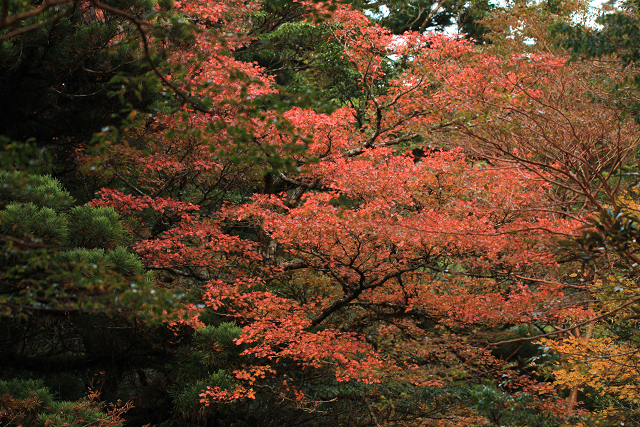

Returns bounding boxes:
[3,0,640,424]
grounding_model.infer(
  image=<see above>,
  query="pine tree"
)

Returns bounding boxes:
[0,171,184,423]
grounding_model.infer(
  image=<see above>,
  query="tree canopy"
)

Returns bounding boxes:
[2,0,640,425]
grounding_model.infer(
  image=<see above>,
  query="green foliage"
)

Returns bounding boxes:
[171,371,235,415]
[167,323,244,420]
[173,322,243,379]
[1,203,69,245]
[67,206,127,249]
[0,378,54,408]
[2,0,616,425]
[554,9,640,65]
[0,171,180,318]
[104,247,146,277]
[469,383,565,426]
[552,2,640,119]
[0,172,185,426]
[235,11,363,115]
[0,379,127,427]
[0,171,74,209]
[57,247,146,279]
[158,0,174,10]
[347,0,495,40]
[105,0,158,13]
[0,137,49,173]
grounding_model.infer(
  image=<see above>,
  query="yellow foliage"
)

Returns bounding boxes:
[541,336,640,403]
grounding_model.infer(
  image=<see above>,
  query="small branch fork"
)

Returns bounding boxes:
[488,294,640,347]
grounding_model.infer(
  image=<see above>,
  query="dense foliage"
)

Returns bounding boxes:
[2,0,640,425]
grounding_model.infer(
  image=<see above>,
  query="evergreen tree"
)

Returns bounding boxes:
[0,171,187,425]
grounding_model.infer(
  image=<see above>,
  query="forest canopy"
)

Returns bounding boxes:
[2,0,640,425]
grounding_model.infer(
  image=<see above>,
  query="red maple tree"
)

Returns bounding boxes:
[81,1,627,421]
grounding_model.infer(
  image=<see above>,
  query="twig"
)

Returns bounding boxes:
[488,294,640,347]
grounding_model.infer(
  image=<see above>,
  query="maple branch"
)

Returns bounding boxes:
[310,266,422,327]
[309,288,363,327]
[419,0,445,33]
[511,274,588,290]
[464,136,605,209]
[402,225,574,237]
[488,294,640,347]
[114,173,148,197]
[344,133,419,157]
[283,186,306,209]
[346,301,444,324]
[384,77,426,109]
[455,81,637,211]
[406,7,426,32]
[145,266,209,281]
[570,348,640,363]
